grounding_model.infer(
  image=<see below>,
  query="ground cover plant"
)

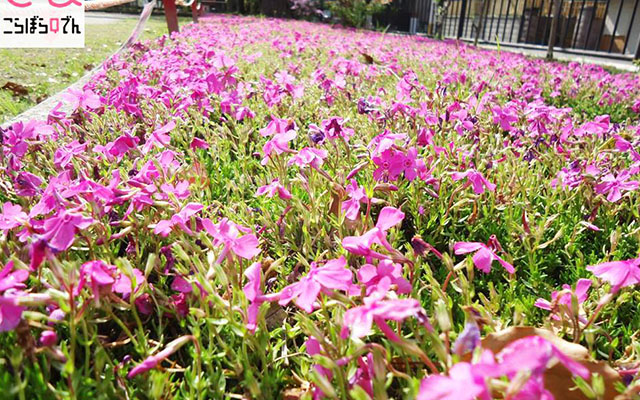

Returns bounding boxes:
[1,14,640,399]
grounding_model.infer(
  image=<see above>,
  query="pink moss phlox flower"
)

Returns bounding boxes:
[349,353,375,397]
[418,352,495,400]
[190,137,209,150]
[29,239,50,271]
[234,106,255,121]
[40,330,58,347]
[259,116,296,137]
[451,169,496,194]
[53,140,87,169]
[261,129,297,165]
[62,88,101,111]
[142,120,176,154]
[419,335,589,400]
[613,135,640,162]
[372,149,406,182]
[342,206,405,259]
[497,336,590,383]
[0,261,28,293]
[93,132,139,160]
[0,289,27,332]
[0,261,37,331]
[287,147,328,169]
[171,276,192,293]
[306,336,334,400]
[534,278,592,321]
[153,202,203,237]
[80,260,116,303]
[242,262,278,332]
[40,208,95,251]
[586,257,640,293]
[0,202,28,231]
[594,170,639,202]
[157,181,191,202]
[401,147,427,181]
[256,179,292,200]
[128,335,193,378]
[203,218,261,261]
[369,130,408,155]
[356,259,411,296]
[3,120,54,164]
[453,236,515,274]
[551,161,584,190]
[112,268,145,298]
[170,293,189,317]
[309,117,354,143]
[278,256,352,313]
[342,292,429,342]
[341,179,370,220]
[14,171,43,198]
[574,115,610,138]
[492,103,519,132]
[243,262,262,333]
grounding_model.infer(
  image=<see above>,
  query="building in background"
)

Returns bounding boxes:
[388,0,640,60]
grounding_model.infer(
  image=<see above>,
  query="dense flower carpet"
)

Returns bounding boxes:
[1,14,640,399]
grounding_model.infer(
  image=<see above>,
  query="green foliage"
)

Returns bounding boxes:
[328,0,389,28]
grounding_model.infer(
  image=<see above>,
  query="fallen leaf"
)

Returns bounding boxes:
[2,81,29,96]
[282,383,310,400]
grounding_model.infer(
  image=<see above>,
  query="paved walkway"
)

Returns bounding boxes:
[476,43,638,72]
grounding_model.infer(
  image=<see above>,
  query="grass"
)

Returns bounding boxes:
[0,13,190,124]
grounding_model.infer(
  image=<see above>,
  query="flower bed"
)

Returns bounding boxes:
[1,14,640,399]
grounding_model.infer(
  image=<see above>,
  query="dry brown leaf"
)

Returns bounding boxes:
[481,326,621,400]
[2,81,29,96]
[282,382,310,400]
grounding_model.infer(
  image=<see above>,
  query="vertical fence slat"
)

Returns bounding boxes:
[595,0,611,51]
[465,0,474,37]
[572,0,586,48]
[559,0,574,49]
[523,0,534,44]
[495,0,506,41]
[482,0,492,39]
[543,0,554,45]
[510,0,522,42]
[503,0,513,41]
[458,0,468,38]
[623,0,639,54]
[583,0,596,50]
[607,0,623,53]
[492,0,500,39]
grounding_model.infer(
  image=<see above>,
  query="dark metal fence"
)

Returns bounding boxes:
[390,0,640,59]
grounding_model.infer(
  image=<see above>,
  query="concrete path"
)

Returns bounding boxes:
[476,43,638,73]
